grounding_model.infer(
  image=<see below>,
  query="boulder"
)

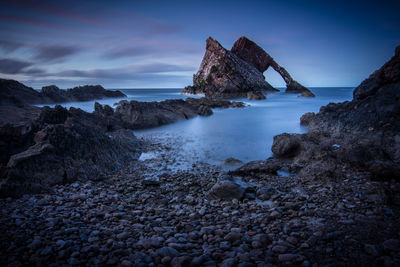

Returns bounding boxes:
[207,179,246,200]
[271,133,302,158]
[229,158,284,176]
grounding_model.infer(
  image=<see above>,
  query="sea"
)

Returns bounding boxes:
[37,88,354,168]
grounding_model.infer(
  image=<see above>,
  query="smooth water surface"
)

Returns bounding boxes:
[134,88,353,165]
[39,87,353,166]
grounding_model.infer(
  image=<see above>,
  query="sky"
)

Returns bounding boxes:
[0,0,399,89]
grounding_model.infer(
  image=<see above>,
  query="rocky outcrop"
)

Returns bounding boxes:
[182,37,277,99]
[353,46,400,100]
[183,36,314,99]
[113,97,244,129]
[0,105,142,197]
[0,79,45,105]
[0,79,126,105]
[262,46,400,181]
[40,85,126,102]
[231,37,314,97]
[247,91,266,100]
[0,78,246,197]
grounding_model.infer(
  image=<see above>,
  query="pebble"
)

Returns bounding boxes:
[0,139,399,266]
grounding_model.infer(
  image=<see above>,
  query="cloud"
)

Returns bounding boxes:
[103,47,155,59]
[102,41,201,60]
[0,40,23,52]
[22,67,46,74]
[33,44,82,62]
[0,58,47,75]
[0,58,32,74]
[50,63,195,79]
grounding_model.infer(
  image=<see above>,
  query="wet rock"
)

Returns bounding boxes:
[222,157,243,165]
[221,258,236,267]
[272,133,302,158]
[272,245,287,254]
[157,247,180,258]
[278,253,304,262]
[170,256,192,267]
[207,180,245,200]
[256,186,277,200]
[247,91,266,100]
[229,158,283,176]
[300,112,315,126]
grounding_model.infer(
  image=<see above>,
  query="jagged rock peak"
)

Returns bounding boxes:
[353,45,400,100]
[231,36,275,73]
[182,36,277,99]
[231,36,314,97]
[182,36,314,98]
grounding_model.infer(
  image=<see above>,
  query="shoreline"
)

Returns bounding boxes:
[1,136,399,266]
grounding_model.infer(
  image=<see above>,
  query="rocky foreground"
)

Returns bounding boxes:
[0,138,399,266]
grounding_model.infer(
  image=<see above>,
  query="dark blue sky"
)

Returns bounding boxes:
[0,0,399,88]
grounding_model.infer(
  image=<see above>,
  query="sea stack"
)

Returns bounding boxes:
[182,36,314,99]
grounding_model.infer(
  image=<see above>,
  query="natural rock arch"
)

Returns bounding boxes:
[182,36,315,99]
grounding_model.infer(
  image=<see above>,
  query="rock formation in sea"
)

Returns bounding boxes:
[237,45,400,181]
[41,84,126,102]
[0,79,126,105]
[182,36,314,99]
[0,80,244,197]
[107,97,244,129]
[231,37,314,97]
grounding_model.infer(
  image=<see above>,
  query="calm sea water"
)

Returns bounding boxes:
[38,88,353,167]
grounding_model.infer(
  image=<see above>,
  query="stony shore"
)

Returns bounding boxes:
[1,137,399,266]
[1,45,400,266]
